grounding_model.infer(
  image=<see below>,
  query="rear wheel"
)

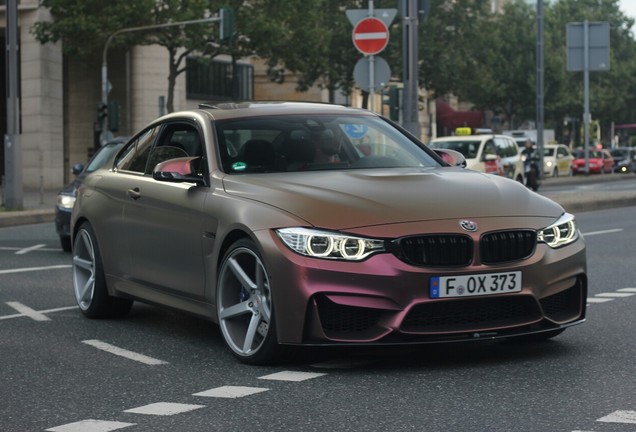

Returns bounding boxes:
[72,222,133,318]
[217,239,281,365]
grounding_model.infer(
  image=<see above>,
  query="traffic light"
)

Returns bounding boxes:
[382,86,401,121]
[108,100,120,132]
[220,7,235,41]
[96,102,107,120]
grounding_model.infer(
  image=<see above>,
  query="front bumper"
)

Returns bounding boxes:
[255,218,587,346]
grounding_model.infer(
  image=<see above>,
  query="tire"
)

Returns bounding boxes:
[527,168,540,191]
[72,222,133,318]
[553,168,559,178]
[60,235,72,252]
[217,238,282,365]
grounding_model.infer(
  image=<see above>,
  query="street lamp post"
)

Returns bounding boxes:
[100,16,222,144]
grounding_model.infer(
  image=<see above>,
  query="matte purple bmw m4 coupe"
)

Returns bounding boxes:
[71,102,586,364]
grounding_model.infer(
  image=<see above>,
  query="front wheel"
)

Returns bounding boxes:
[72,222,133,318]
[217,239,282,365]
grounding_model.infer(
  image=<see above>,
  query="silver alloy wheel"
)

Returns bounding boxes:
[218,246,272,358]
[72,228,96,311]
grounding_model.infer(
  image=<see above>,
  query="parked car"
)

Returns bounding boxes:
[71,102,587,364]
[609,147,636,173]
[55,137,129,251]
[571,148,614,174]
[543,144,574,177]
[429,131,525,183]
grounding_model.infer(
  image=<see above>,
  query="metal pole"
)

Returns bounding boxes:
[4,0,23,209]
[536,0,545,177]
[100,17,221,144]
[583,21,590,175]
[368,0,375,112]
[402,0,420,138]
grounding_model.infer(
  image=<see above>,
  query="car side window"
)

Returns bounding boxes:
[482,141,497,159]
[116,127,160,173]
[495,137,516,158]
[145,123,203,175]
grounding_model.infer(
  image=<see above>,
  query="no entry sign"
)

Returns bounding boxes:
[352,17,389,55]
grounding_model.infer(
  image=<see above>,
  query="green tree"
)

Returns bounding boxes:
[547,0,636,144]
[32,0,249,113]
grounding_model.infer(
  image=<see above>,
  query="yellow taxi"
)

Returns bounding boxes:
[543,144,574,177]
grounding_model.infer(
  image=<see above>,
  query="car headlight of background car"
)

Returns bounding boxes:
[56,193,76,210]
[537,213,578,248]
[277,227,386,260]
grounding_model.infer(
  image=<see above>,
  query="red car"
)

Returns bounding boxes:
[571,148,614,174]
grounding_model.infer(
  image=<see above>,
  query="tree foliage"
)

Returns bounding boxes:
[31,0,636,142]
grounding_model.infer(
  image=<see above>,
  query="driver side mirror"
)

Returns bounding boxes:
[71,163,84,176]
[433,149,467,168]
[153,156,206,185]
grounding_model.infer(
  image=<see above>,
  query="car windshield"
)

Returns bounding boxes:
[215,114,441,173]
[544,147,555,157]
[428,139,480,159]
[610,149,627,158]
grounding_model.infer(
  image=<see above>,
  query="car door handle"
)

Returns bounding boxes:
[127,187,141,200]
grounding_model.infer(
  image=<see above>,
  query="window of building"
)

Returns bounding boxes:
[186,58,253,101]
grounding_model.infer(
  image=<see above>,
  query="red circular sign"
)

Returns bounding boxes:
[352,17,389,55]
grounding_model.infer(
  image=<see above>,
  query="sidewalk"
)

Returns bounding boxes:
[1,174,635,228]
[0,188,58,228]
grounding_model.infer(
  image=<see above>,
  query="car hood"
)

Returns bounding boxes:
[222,167,563,229]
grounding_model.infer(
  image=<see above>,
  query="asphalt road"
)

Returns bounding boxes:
[1,206,635,432]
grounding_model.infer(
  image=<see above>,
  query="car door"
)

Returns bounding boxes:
[118,120,209,299]
[556,145,573,175]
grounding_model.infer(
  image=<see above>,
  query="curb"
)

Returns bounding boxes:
[0,209,55,228]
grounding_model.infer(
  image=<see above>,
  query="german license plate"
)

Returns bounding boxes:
[430,271,522,299]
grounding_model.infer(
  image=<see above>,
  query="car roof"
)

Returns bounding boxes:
[157,101,373,122]
[431,134,513,142]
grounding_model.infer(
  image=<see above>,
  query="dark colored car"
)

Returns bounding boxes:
[70,102,587,365]
[609,147,636,173]
[55,137,128,251]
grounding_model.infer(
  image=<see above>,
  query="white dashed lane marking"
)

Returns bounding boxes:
[123,402,205,416]
[0,264,71,275]
[595,292,635,298]
[45,419,135,432]
[587,297,613,303]
[587,287,636,305]
[82,340,169,365]
[259,371,326,381]
[6,301,51,321]
[14,243,46,255]
[597,410,636,424]
[0,304,76,321]
[582,228,623,236]
[193,386,269,398]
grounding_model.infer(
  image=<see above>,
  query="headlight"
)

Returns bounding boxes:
[276,227,385,261]
[537,213,578,248]
[56,194,76,210]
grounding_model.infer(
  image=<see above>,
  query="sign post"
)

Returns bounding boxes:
[352,16,389,112]
[347,2,396,113]
[566,21,609,175]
